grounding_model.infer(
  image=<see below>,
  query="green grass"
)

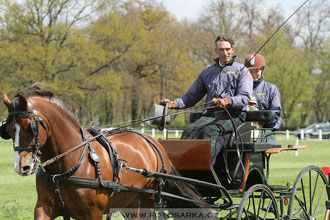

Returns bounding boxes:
[267,135,330,186]
[0,135,329,219]
[0,140,37,220]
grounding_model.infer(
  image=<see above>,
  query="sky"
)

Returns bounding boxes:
[156,0,306,21]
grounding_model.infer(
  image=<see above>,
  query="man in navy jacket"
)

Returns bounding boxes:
[160,35,253,165]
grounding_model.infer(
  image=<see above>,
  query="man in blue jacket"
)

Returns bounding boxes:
[160,35,253,165]
[244,53,282,130]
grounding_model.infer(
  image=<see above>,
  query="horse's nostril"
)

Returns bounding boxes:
[21,165,31,173]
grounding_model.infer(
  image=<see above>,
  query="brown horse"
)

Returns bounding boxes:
[0,85,205,219]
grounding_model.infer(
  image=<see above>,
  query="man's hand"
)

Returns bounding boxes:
[160,98,177,109]
[213,97,232,108]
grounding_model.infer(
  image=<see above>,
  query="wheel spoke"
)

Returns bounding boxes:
[237,184,279,220]
[313,206,325,218]
[294,195,309,217]
[301,175,307,212]
[243,208,253,220]
[311,171,319,207]
[263,197,274,220]
[313,184,326,216]
[252,192,256,216]
[288,166,328,220]
[257,190,264,218]
[291,205,302,216]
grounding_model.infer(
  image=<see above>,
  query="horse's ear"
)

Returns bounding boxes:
[2,93,12,110]
[17,94,28,110]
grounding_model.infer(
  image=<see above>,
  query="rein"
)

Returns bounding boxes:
[40,133,103,168]
[109,105,218,130]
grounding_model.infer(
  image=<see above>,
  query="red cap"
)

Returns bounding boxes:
[244,53,266,70]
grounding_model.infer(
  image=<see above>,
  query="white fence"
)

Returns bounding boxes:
[140,128,183,138]
[136,128,329,141]
[278,130,330,141]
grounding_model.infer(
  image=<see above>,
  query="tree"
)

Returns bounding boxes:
[312,38,330,122]
[81,7,145,123]
[188,0,245,65]
[0,0,106,119]
[258,30,313,126]
[239,0,264,51]
[0,0,327,128]
[293,0,330,123]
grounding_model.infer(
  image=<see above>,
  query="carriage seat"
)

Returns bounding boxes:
[245,110,275,123]
[228,122,281,152]
[228,111,281,151]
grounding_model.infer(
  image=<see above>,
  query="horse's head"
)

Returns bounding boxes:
[0,92,48,176]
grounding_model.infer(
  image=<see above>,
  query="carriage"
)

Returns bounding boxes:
[1,86,329,219]
[152,107,330,219]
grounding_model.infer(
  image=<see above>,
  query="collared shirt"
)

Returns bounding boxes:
[254,77,282,130]
[174,56,253,111]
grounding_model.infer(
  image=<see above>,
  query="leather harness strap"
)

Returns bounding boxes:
[50,127,91,220]
[41,127,169,218]
[36,168,211,208]
[87,128,121,183]
[109,128,168,174]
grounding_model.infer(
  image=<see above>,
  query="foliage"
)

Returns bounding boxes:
[257,29,313,126]
[0,0,328,128]
[313,38,330,122]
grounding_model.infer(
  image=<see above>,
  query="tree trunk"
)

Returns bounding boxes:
[131,86,139,121]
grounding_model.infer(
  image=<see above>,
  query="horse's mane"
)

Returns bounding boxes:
[18,84,55,99]
[16,84,79,125]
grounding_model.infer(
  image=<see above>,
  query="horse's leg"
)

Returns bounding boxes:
[106,191,146,220]
[140,193,155,208]
[79,208,104,220]
[34,201,55,220]
[119,194,155,220]
[60,187,107,220]
[139,193,156,220]
[34,193,62,220]
[34,178,60,220]
[118,197,144,220]
[35,198,104,220]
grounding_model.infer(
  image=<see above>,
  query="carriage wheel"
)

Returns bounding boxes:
[236,184,279,220]
[287,165,328,220]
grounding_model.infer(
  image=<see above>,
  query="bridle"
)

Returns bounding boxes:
[6,101,48,162]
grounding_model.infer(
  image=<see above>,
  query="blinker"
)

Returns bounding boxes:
[0,121,11,140]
